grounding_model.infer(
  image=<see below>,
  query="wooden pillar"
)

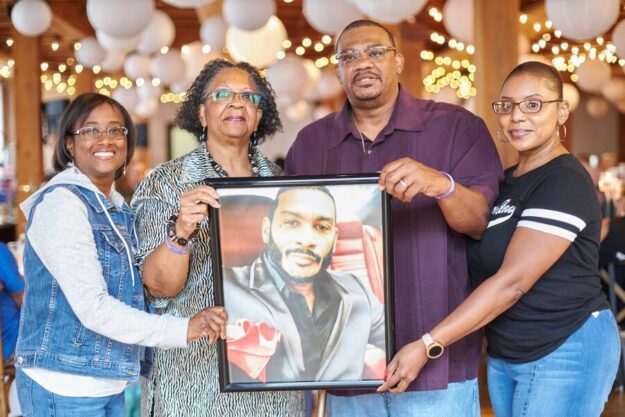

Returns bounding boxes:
[399,38,424,99]
[74,70,94,95]
[474,0,520,168]
[12,31,43,232]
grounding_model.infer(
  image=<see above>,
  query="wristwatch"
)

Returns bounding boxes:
[421,332,444,359]
[166,214,197,247]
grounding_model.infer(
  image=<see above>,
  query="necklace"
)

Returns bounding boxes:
[352,116,367,154]
[206,144,259,177]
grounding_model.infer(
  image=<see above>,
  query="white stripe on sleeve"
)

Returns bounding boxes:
[521,208,586,231]
[517,220,577,241]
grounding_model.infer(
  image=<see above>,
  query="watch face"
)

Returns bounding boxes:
[177,237,189,247]
[428,345,444,358]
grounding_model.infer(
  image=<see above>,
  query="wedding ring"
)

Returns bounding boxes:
[399,179,408,188]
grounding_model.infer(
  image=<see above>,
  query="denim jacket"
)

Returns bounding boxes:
[16,183,145,381]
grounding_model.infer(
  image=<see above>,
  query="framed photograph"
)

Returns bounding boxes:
[207,174,394,392]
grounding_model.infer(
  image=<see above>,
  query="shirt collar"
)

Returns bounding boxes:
[327,84,427,150]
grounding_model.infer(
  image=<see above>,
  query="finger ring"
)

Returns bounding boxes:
[399,179,408,188]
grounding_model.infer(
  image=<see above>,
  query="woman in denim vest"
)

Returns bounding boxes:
[15,93,227,417]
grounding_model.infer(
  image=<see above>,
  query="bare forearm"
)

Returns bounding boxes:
[142,244,190,297]
[439,184,490,239]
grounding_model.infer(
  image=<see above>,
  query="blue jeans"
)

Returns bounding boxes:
[16,369,125,417]
[327,378,479,417]
[487,309,621,417]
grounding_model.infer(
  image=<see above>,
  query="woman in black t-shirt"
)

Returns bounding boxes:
[378,62,620,417]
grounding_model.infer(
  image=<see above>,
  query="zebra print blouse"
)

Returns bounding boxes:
[131,144,304,417]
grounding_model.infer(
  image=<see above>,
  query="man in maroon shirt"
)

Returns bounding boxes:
[285,20,503,416]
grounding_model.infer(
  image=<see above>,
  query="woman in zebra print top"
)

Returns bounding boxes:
[131,59,304,417]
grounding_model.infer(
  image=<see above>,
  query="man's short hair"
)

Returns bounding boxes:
[336,19,397,51]
[268,186,337,220]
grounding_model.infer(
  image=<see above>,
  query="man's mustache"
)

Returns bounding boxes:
[352,70,380,83]
[284,247,321,263]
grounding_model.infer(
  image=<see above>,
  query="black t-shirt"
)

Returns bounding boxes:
[468,154,609,363]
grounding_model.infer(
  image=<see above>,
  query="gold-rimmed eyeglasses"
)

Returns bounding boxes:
[72,126,128,141]
[335,45,397,66]
[492,99,563,115]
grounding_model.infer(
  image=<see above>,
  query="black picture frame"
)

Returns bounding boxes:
[207,174,394,392]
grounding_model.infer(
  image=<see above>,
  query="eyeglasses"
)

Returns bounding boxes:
[207,89,262,106]
[492,99,563,115]
[335,45,397,66]
[72,126,128,141]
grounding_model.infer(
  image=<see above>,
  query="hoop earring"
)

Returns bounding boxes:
[497,128,508,143]
[199,126,207,142]
[558,124,567,141]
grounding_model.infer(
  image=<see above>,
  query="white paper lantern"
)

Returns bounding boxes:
[101,52,126,73]
[302,59,321,96]
[10,0,52,37]
[75,37,106,69]
[518,54,553,66]
[112,87,139,112]
[162,0,214,7]
[308,71,343,101]
[284,100,312,122]
[303,0,364,35]
[171,80,191,94]
[136,10,176,55]
[313,105,332,121]
[137,81,163,99]
[223,0,275,31]
[151,49,186,86]
[611,20,625,59]
[355,0,427,24]
[200,16,227,51]
[226,15,286,68]
[87,0,154,39]
[96,31,142,54]
[432,87,461,105]
[443,0,473,43]
[267,55,310,102]
[123,54,152,80]
[562,83,580,112]
[545,0,619,42]
[182,41,222,82]
[601,78,625,103]
[586,96,610,118]
[134,97,159,118]
[575,59,612,93]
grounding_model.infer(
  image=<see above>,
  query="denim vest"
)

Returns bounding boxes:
[16,184,146,381]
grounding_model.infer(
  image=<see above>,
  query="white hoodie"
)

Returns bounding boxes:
[20,167,189,397]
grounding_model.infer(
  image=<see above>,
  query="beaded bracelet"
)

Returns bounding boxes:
[435,171,455,200]
[164,233,190,255]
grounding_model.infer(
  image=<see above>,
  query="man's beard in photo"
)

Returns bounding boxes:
[265,237,334,284]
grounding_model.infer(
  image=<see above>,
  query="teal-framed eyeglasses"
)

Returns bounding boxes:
[207,89,262,106]
[72,126,128,141]
[335,45,397,66]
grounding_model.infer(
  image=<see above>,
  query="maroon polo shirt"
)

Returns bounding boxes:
[285,85,503,392]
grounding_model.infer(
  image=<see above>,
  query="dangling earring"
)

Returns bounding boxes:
[558,124,567,142]
[122,161,127,176]
[250,130,258,147]
[199,126,207,142]
[497,128,508,143]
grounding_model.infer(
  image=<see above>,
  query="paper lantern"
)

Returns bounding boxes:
[226,16,286,68]
[545,0,619,42]
[601,77,625,103]
[266,55,309,102]
[162,0,215,7]
[562,83,580,112]
[200,16,227,51]
[308,71,343,101]
[96,31,141,54]
[585,96,610,118]
[303,0,363,35]
[101,52,126,73]
[575,59,611,93]
[182,41,222,82]
[223,0,275,31]
[137,81,163,99]
[75,37,106,69]
[302,59,321,96]
[284,100,312,122]
[136,10,176,55]
[10,0,52,37]
[355,0,428,24]
[134,97,159,118]
[611,20,625,59]
[171,80,191,94]
[86,0,154,38]
[313,105,332,121]
[443,0,473,43]
[123,54,152,80]
[112,87,139,112]
[432,87,460,105]
[151,49,186,86]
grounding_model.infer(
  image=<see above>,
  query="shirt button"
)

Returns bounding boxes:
[17,357,24,364]
[367,149,373,155]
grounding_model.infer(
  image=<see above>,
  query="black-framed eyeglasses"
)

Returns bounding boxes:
[335,45,397,66]
[72,126,128,141]
[207,89,262,106]
[492,99,563,115]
